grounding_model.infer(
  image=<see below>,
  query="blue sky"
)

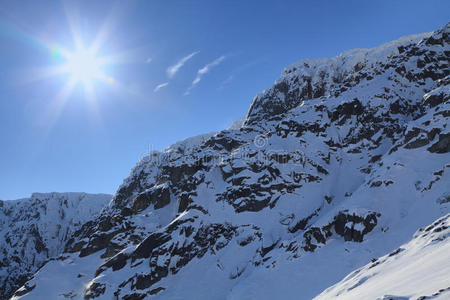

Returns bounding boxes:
[0,0,449,200]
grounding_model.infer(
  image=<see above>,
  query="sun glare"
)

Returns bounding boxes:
[3,3,130,136]
[47,41,116,103]
[64,48,103,84]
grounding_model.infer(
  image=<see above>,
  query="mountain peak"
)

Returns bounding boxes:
[245,23,448,125]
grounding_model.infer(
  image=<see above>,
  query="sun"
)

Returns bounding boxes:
[3,3,127,134]
[52,43,112,93]
[44,39,118,107]
[64,47,104,85]
[15,3,125,106]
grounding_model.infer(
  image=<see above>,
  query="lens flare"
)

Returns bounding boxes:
[51,48,62,58]
[1,1,127,136]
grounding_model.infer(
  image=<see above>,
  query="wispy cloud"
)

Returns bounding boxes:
[167,51,199,78]
[218,75,234,89]
[154,82,169,92]
[218,59,263,90]
[146,57,152,63]
[197,55,226,78]
[185,55,226,95]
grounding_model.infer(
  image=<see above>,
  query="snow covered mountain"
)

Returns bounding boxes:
[315,213,450,300]
[0,193,111,299]
[6,23,450,299]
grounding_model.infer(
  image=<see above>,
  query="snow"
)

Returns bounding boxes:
[283,31,431,79]
[11,252,104,300]
[315,214,450,300]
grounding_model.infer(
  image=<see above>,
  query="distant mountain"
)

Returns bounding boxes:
[6,23,450,300]
[0,193,111,299]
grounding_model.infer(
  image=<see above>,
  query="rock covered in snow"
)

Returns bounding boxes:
[0,192,111,299]
[315,213,450,300]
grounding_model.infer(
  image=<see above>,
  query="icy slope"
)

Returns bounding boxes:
[315,213,450,300]
[12,23,450,300]
[0,192,111,299]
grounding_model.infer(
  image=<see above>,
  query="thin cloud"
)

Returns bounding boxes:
[154,82,169,92]
[218,59,263,90]
[167,51,199,78]
[219,75,234,89]
[146,57,152,63]
[185,55,226,95]
[197,55,226,77]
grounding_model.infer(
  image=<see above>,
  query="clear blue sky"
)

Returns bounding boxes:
[0,0,449,200]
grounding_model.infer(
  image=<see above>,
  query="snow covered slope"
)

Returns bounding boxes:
[315,213,450,300]
[0,192,111,299]
[10,23,450,299]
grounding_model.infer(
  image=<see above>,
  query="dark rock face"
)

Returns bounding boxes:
[330,98,364,123]
[132,184,172,213]
[84,282,106,299]
[424,91,447,108]
[11,282,35,298]
[428,133,450,153]
[79,231,119,258]
[333,212,378,242]
[133,233,171,260]
[301,211,379,251]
